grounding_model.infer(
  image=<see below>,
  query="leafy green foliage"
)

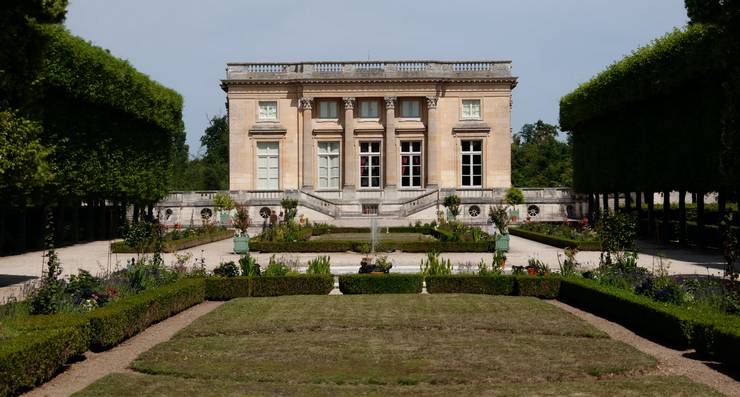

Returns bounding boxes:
[0,111,53,202]
[516,276,561,298]
[511,121,572,187]
[280,198,298,222]
[338,274,423,294]
[442,195,461,219]
[306,256,331,275]
[239,254,260,277]
[203,276,333,300]
[426,275,514,295]
[420,252,453,277]
[212,193,235,212]
[505,187,524,205]
[213,261,239,278]
[597,212,638,264]
[488,205,511,234]
[171,116,229,190]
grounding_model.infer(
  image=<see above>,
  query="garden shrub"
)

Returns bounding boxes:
[239,254,260,277]
[338,274,423,294]
[203,276,333,300]
[213,261,239,277]
[420,252,452,277]
[509,227,601,251]
[110,228,234,253]
[262,255,295,277]
[558,278,695,348]
[86,278,205,350]
[516,276,561,298]
[306,256,331,275]
[250,240,493,253]
[0,324,90,397]
[426,275,515,295]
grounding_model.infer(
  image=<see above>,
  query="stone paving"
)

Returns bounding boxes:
[0,234,726,302]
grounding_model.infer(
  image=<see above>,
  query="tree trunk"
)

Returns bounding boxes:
[635,192,643,234]
[86,200,95,241]
[133,204,140,223]
[602,193,609,215]
[589,193,596,224]
[662,190,671,243]
[696,192,705,248]
[72,205,80,243]
[678,190,687,246]
[625,192,632,211]
[0,207,5,255]
[647,192,655,239]
[18,208,27,252]
[613,192,619,213]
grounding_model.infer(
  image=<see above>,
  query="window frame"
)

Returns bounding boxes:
[460,139,483,188]
[399,140,423,189]
[255,141,280,190]
[400,99,421,119]
[461,99,482,120]
[257,100,278,121]
[358,141,382,189]
[316,141,341,190]
[358,99,380,119]
[318,100,339,119]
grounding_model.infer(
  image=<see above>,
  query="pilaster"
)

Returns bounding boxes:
[384,96,397,196]
[300,97,313,190]
[425,96,439,188]
[343,97,356,197]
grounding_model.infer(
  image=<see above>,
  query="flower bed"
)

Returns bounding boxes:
[110,228,233,253]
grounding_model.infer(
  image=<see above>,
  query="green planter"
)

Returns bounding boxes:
[233,235,250,254]
[219,211,230,225]
[495,233,510,252]
[509,209,520,222]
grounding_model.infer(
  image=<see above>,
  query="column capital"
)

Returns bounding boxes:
[425,96,438,109]
[299,97,313,110]
[343,97,355,110]
[384,96,397,109]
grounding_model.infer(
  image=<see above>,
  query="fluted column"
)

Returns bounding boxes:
[384,96,397,191]
[300,97,313,190]
[425,96,439,188]
[343,97,356,193]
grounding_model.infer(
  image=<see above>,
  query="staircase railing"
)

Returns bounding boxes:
[400,189,439,216]
[297,190,340,218]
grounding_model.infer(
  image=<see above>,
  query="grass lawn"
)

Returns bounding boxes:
[310,232,435,242]
[76,295,721,396]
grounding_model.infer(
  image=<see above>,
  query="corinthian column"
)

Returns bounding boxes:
[300,97,313,190]
[343,97,356,194]
[425,96,439,188]
[384,96,397,191]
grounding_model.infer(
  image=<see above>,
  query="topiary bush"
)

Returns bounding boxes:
[338,274,423,295]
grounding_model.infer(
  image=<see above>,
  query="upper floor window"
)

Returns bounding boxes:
[258,101,278,121]
[461,99,481,120]
[317,141,340,189]
[359,100,379,118]
[400,99,420,118]
[318,100,338,119]
[461,140,482,187]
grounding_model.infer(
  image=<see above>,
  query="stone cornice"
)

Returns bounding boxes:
[221,77,518,92]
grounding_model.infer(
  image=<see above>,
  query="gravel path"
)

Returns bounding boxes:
[22,301,223,397]
[548,300,740,397]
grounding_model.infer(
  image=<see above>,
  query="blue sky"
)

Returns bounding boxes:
[65,0,688,157]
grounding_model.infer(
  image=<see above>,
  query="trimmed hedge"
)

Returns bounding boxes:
[204,276,334,300]
[339,274,423,294]
[509,227,601,251]
[426,275,515,295]
[250,240,493,253]
[0,316,91,397]
[558,278,696,348]
[516,276,561,299]
[110,229,234,253]
[87,278,205,350]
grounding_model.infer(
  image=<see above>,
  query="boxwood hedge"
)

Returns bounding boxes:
[515,276,561,299]
[87,278,205,350]
[250,240,493,253]
[508,227,601,251]
[425,275,515,295]
[339,274,423,294]
[110,229,234,253]
[204,276,334,300]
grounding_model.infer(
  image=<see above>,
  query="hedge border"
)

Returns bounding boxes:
[515,276,561,298]
[110,229,234,253]
[204,276,334,300]
[509,227,601,251]
[425,275,515,295]
[250,240,493,253]
[338,274,423,294]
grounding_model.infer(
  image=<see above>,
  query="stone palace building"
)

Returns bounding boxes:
[157,60,585,226]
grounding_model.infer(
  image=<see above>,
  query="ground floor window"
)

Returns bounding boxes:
[317,141,340,189]
[359,142,381,188]
[461,140,482,187]
[400,141,422,188]
[256,142,279,190]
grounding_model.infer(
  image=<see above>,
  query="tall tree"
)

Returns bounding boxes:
[511,120,573,187]
[170,115,229,190]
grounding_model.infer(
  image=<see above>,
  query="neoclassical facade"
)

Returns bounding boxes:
[218,60,563,223]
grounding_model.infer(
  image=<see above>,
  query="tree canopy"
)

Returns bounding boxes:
[511,121,572,188]
[170,115,229,191]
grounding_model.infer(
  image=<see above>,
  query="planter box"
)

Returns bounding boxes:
[495,233,510,252]
[219,212,230,226]
[233,235,250,254]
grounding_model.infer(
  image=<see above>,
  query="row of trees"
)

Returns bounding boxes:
[170,115,229,191]
[1,1,186,253]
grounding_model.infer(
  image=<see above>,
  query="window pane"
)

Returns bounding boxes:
[360,101,378,118]
[462,155,470,166]
[472,140,482,151]
[371,156,379,166]
[371,177,380,187]
[412,156,421,165]
[402,100,420,117]
[473,175,482,186]
[320,101,337,118]
[401,141,409,152]
[462,175,470,186]
[371,142,380,152]
[413,176,421,186]
[412,141,421,152]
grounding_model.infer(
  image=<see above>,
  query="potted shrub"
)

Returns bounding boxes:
[213,193,235,225]
[488,205,511,252]
[442,194,461,221]
[526,258,549,276]
[505,187,524,223]
[232,204,251,254]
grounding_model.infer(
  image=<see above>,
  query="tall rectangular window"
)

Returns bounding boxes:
[400,99,420,118]
[461,140,482,187]
[400,141,422,188]
[256,142,279,190]
[359,142,381,188]
[318,100,338,119]
[461,99,481,120]
[258,101,277,121]
[317,141,340,189]
[359,100,379,118]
